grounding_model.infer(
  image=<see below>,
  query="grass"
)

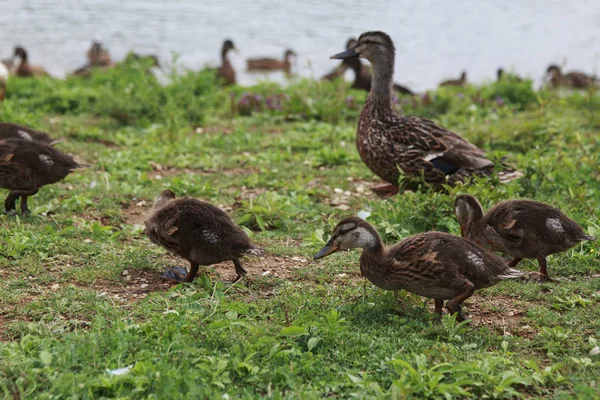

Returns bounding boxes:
[0,60,599,398]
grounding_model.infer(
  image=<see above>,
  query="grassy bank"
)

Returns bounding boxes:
[0,61,599,398]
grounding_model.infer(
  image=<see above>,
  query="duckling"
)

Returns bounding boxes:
[546,65,597,89]
[216,39,237,86]
[247,49,296,74]
[87,41,114,67]
[0,61,8,101]
[314,217,524,321]
[440,71,467,87]
[144,190,260,283]
[329,32,519,198]
[13,47,50,77]
[0,123,62,145]
[454,194,595,282]
[0,138,85,214]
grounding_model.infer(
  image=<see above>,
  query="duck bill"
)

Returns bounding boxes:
[314,240,339,260]
[329,48,358,60]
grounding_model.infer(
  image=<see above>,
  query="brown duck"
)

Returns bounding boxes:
[13,47,50,77]
[0,123,62,145]
[144,190,260,283]
[247,49,296,74]
[216,39,237,86]
[87,41,114,67]
[329,32,519,198]
[440,71,467,87]
[546,65,597,89]
[455,194,595,282]
[314,217,524,321]
[0,138,85,214]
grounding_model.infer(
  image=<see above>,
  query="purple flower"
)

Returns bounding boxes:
[495,96,505,106]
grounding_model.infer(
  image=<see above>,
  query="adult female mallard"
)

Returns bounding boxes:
[13,47,50,77]
[330,32,519,197]
[454,194,595,282]
[314,217,524,321]
[216,39,237,86]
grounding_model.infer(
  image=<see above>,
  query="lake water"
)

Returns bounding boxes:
[1,0,599,91]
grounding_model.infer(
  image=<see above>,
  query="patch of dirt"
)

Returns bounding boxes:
[467,295,537,338]
[76,269,172,303]
[147,161,259,181]
[122,201,151,225]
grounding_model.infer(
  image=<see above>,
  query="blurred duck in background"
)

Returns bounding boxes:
[545,64,597,89]
[247,49,296,74]
[13,46,50,77]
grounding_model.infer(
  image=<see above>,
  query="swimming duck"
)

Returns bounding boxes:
[440,71,467,87]
[330,32,519,198]
[247,49,296,74]
[545,65,597,89]
[144,190,260,283]
[0,62,8,101]
[454,195,595,282]
[314,217,524,321]
[13,47,50,77]
[216,39,237,86]
[0,123,62,145]
[0,138,85,214]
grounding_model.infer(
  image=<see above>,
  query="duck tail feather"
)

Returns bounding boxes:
[498,267,525,279]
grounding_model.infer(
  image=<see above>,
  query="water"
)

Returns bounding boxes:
[1,0,599,91]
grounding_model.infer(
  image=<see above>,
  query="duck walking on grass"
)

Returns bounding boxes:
[330,32,519,198]
[455,194,595,282]
[144,190,260,283]
[0,138,85,214]
[314,217,524,322]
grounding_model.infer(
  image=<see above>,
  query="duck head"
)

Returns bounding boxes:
[330,31,395,65]
[314,217,380,259]
[222,39,237,56]
[454,194,484,238]
[14,46,27,61]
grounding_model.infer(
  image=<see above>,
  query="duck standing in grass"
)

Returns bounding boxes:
[329,32,519,198]
[216,39,237,86]
[0,123,62,145]
[13,47,50,77]
[545,65,597,89]
[247,49,296,74]
[454,194,595,282]
[314,217,524,321]
[144,190,260,283]
[440,71,467,87]
[0,138,85,214]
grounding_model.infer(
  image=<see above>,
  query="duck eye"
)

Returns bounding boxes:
[363,40,372,45]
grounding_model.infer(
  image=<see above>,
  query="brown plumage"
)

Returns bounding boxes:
[329,32,519,198]
[247,49,296,74]
[455,194,595,282]
[546,65,597,89]
[0,138,85,214]
[13,47,50,77]
[0,123,61,145]
[216,39,237,86]
[321,39,356,81]
[314,217,524,321]
[87,41,114,67]
[144,190,258,283]
[0,62,8,101]
[497,68,523,82]
[440,71,467,87]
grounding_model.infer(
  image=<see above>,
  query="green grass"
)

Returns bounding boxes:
[0,62,599,398]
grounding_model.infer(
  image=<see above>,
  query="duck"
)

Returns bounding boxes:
[0,61,8,101]
[324,38,414,95]
[216,39,237,86]
[496,68,522,82]
[87,41,114,67]
[13,47,50,77]
[329,32,519,198]
[440,71,467,87]
[545,65,597,89]
[247,49,296,74]
[0,138,85,214]
[144,190,260,283]
[314,216,524,321]
[454,194,595,282]
[321,38,356,81]
[0,123,62,145]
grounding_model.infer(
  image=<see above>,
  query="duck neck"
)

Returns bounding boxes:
[358,230,385,276]
[221,48,230,63]
[369,59,394,107]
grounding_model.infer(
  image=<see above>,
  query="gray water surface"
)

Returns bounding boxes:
[1,0,599,91]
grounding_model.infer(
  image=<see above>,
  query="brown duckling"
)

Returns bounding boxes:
[0,138,85,214]
[546,64,597,89]
[247,49,296,74]
[144,190,260,283]
[440,71,467,87]
[455,194,595,282]
[314,217,524,321]
[87,41,114,67]
[13,47,50,77]
[216,39,237,86]
[0,123,62,145]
